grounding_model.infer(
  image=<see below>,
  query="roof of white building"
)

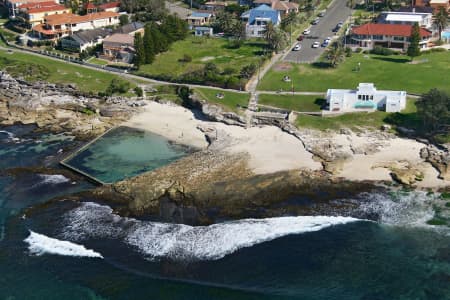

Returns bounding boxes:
[385,13,426,23]
[430,0,448,3]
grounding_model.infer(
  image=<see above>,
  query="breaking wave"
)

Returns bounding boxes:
[24,231,103,258]
[37,174,71,185]
[0,130,14,139]
[60,202,360,261]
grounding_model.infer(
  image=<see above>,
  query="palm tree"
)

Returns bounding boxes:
[327,43,345,68]
[433,7,449,42]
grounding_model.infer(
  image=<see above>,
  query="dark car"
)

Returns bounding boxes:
[311,18,319,25]
[297,35,304,41]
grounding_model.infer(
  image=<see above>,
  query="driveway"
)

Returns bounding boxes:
[283,0,351,63]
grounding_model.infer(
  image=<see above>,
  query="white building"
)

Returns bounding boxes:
[326,83,407,113]
[241,4,281,38]
[378,11,433,29]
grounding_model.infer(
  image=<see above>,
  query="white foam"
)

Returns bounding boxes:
[0,130,14,139]
[37,174,71,185]
[355,191,437,227]
[61,202,360,261]
[24,231,103,258]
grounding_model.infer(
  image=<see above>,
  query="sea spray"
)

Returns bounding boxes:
[61,202,361,261]
[24,231,103,258]
[37,174,71,185]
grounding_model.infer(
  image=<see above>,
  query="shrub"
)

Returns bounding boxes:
[105,78,131,95]
[240,63,257,79]
[134,86,143,97]
[371,46,394,56]
[345,47,352,57]
[222,67,235,75]
[355,47,363,53]
[178,54,192,63]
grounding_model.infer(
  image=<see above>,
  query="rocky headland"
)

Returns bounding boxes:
[1,71,449,225]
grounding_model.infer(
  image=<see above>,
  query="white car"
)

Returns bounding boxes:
[312,41,320,48]
[292,44,302,51]
[325,37,332,42]
[303,29,311,35]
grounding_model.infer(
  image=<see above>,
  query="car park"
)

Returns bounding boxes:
[292,44,302,51]
[303,29,311,35]
[312,41,320,48]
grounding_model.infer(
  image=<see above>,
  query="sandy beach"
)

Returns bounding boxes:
[124,101,448,188]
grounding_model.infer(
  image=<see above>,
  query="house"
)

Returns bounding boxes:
[5,0,58,18]
[378,10,433,29]
[102,33,134,63]
[201,1,227,11]
[351,23,432,50]
[326,83,407,113]
[252,0,299,16]
[194,26,213,36]
[186,12,213,28]
[395,6,433,14]
[86,1,121,13]
[18,1,70,27]
[60,28,109,52]
[32,11,120,39]
[241,4,280,38]
[429,0,449,12]
[113,21,144,36]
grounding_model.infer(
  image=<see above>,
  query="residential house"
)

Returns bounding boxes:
[18,1,70,27]
[378,10,433,29]
[351,23,432,50]
[252,0,299,17]
[326,83,407,113]
[194,26,213,36]
[186,12,213,28]
[101,33,134,63]
[32,11,120,39]
[429,0,449,12]
[5,0,58,18]
[113,21,144,36]
[60,28,109,52]
[201,1,227,11]
[395,6,433,14]
[241,4,280,38]
[86,1,121,13]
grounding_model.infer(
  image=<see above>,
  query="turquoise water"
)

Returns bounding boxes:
[65,126,193,183]
[1,125,450,300]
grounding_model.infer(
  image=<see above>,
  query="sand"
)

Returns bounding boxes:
[124,101,447,187]
[123,101,322,174]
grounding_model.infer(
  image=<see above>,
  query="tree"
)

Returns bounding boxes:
[119,14,129,26]
[143,24,155,64]
[416,89,450,132]
[230,21,246,45]
[326,42,345,68]
[263,23,287,52]
[133,32,145,68]
[240,63,257,79]
[407,22,421,61]
[433,7,449,42]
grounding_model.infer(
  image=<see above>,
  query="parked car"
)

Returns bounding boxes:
[297,35,304,41]
[318,10,326,17]
[312,41,320,48]
[325,37,332,43]
[311,18,319,25]
[303,29,311,35]
[321,40,329,47]
[292,44,302,51]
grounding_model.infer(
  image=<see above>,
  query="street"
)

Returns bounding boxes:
[283,0,351,63]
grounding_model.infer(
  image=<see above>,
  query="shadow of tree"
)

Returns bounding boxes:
[371,56,410,64]
[314,98,327,108]
[311,61,332,69]
[383,112,422,131]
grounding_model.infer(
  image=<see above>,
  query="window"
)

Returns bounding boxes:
[393,36,404,41]
[372,35,383,40]
[358,95,362,100]
[370,95,373,100]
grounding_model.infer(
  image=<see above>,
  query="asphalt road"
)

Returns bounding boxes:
[284,0,351,63]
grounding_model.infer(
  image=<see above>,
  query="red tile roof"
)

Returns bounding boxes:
[26,4,68,13]
[352,23,432,37]
[85,2,96,9]
[42,11,119,25]
[99,1,120,9]
[19,1,56,8]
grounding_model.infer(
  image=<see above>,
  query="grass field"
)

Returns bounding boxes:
[259,52,450,94]
[136,36,267,80]
[258,94,324,112]
[295,98,420,131]
[0,50,137,93]
[194,88,250,113]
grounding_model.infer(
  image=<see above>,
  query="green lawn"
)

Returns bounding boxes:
[295,98,420,131]
[87,57,109,66]
[258,94,324,112]
[194,88,249,113]
[0,50,137,93]
[259,52,450,94]
[136,36,266,82]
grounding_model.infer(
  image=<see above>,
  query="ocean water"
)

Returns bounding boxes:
[64,126,193,183]
[1,125,449,300]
